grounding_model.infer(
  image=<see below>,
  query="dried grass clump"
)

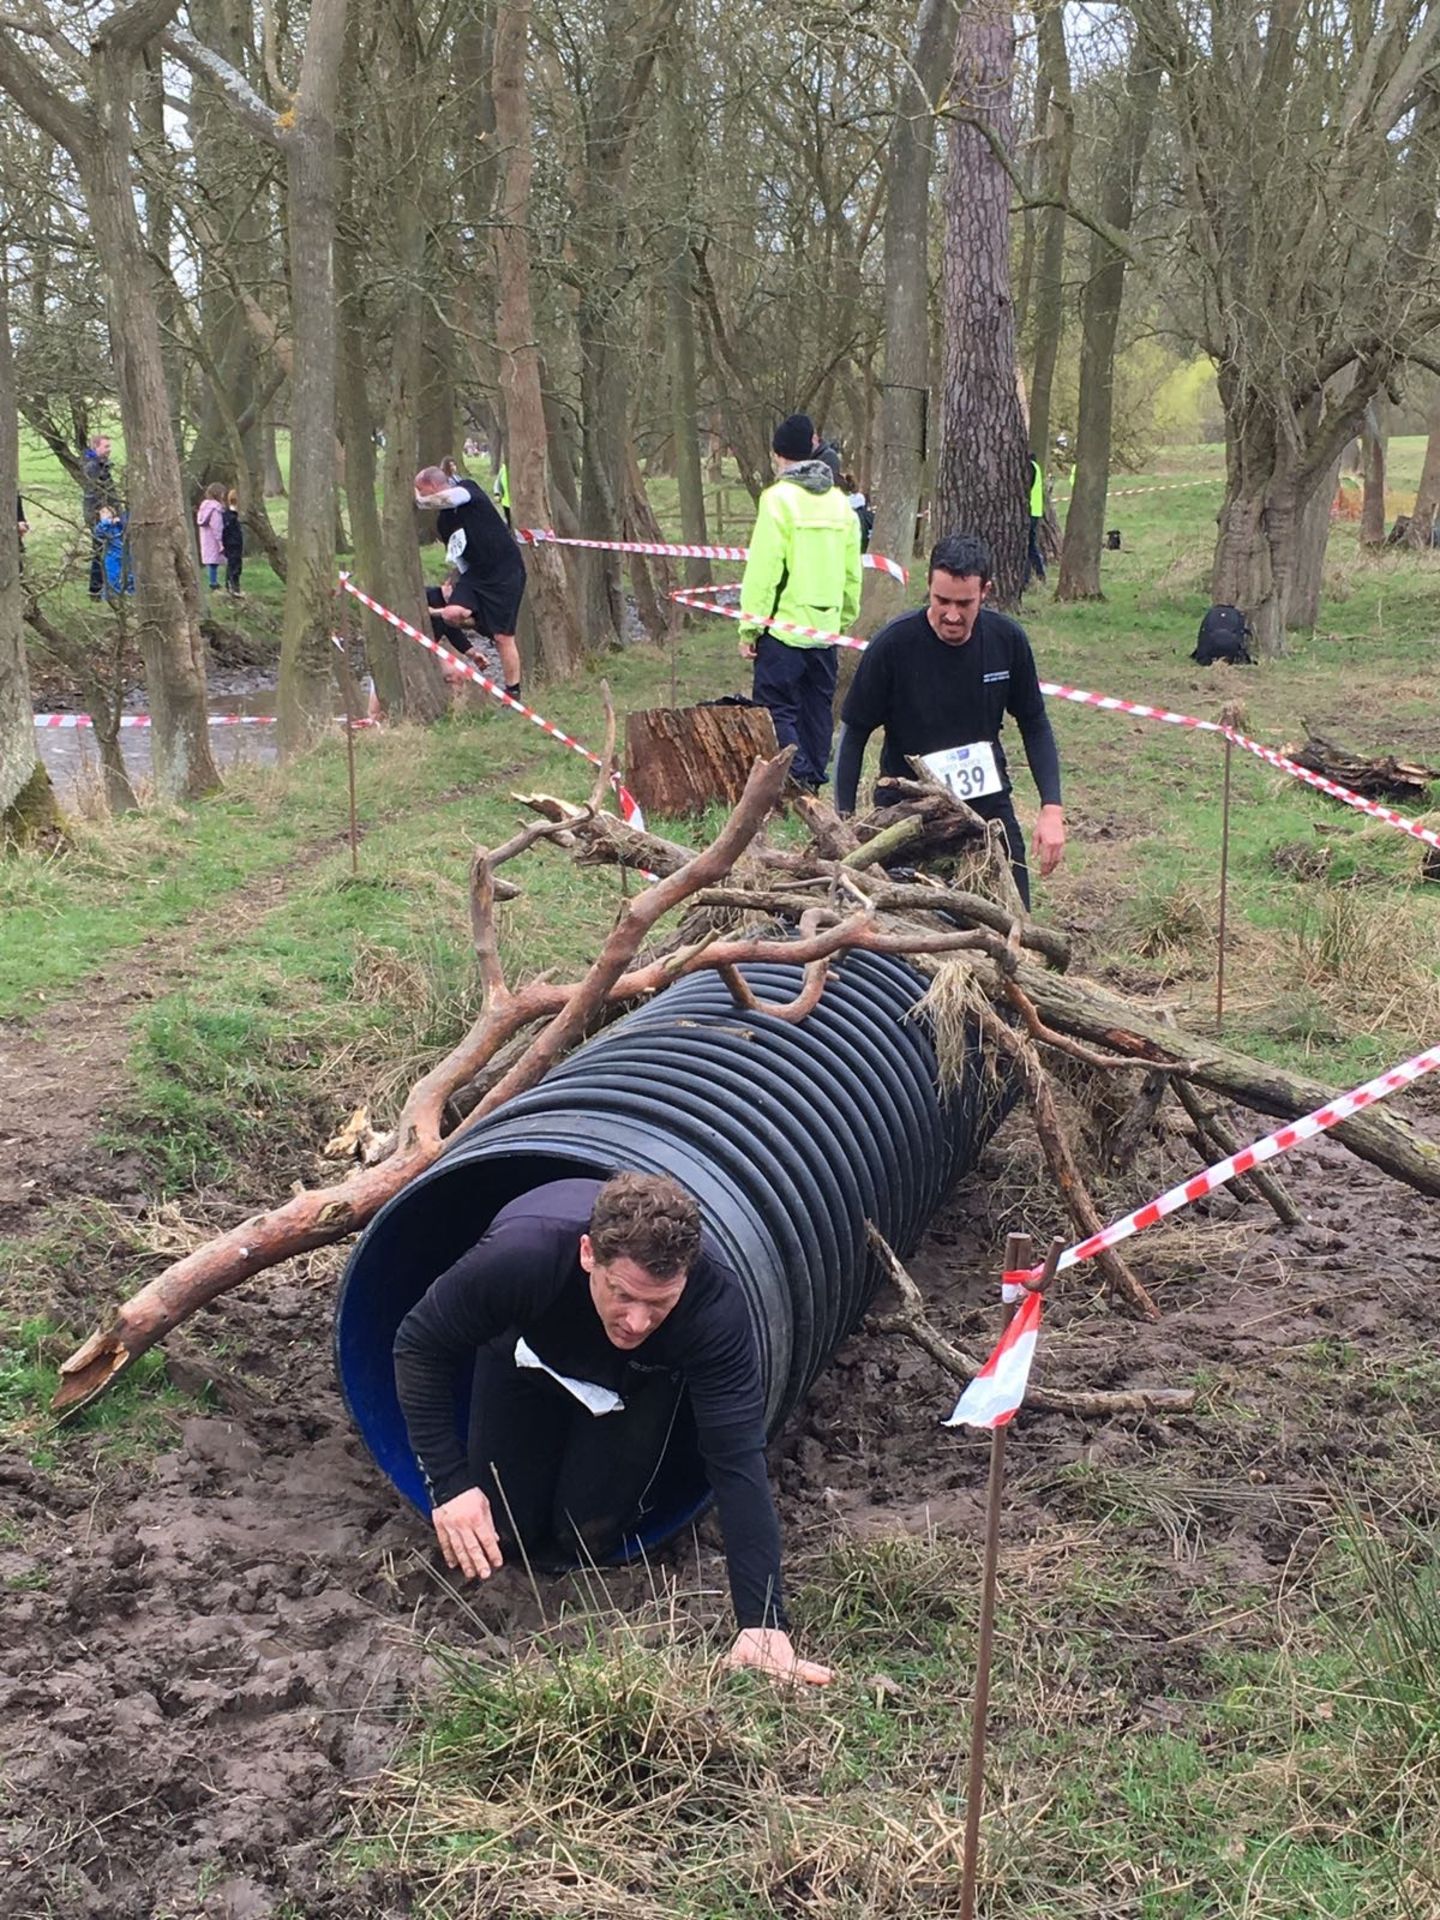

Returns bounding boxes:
[1290,890,1440,1036]
[1123,880,1213,962]
[912,955,1001,1094]
[344,928,475,1104]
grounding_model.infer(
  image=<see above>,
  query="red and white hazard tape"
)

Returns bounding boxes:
[337,573,646,829]
[1039,678,1440,853]
[517,527,909,587]
[519,528,750,565]
[1002,1040,1440,1299]
[669,587,871,652]
[1053,479,1221,504]
[35,712,277,729]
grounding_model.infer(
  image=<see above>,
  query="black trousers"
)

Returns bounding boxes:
[1027,517,1047,583]
[752,635,838,787]
[467,1337,684,1565]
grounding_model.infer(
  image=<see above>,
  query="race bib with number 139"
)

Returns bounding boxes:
[920,740,1003,801]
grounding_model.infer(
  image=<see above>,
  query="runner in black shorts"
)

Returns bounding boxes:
[414,458,526,695]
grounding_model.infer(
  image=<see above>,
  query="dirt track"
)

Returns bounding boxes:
[4,1094,1438,1918]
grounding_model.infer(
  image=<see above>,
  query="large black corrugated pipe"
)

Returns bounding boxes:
[335,949,1005,1551]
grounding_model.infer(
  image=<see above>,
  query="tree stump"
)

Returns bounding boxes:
[625,701,779,817]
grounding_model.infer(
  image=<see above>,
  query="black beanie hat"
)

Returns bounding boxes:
[772,413,815,460]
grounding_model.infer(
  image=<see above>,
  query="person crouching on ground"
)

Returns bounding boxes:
[738,413,862,796]
[392,1170,834,1687]
[413,458,526,697]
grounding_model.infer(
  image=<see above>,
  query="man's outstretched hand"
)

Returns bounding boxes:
[431,1486,504,1581]
[726,1627,834,1687]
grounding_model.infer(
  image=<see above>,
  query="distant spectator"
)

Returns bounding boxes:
[221,488,245,597]
[1026,457,1047,585]
[812,431,843,484]
[82,432,118,599]
[95,506,134,599]
[842,472,874,552]
[196,482,225,590]
[16,495,26,549]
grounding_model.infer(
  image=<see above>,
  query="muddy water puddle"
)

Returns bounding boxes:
[35,681,286,804]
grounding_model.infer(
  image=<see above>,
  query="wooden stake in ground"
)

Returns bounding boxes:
[958,1235,1064,1920]
[333,597,362,875]
[1216,701,1246,1035]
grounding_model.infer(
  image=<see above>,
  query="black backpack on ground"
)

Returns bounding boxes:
[1192,604,1254,666]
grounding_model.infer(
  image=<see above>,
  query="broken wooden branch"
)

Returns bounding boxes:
[976,1009,1161,1320]
[864,1225,1195,1418]
[1172,1078,1303,1228]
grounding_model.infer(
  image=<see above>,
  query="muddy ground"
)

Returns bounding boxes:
[4,1078,1438,1919]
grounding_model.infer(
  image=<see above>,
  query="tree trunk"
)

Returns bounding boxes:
[1056,37,1160,602]
[663,26,710,589]
[1405,384,1440,543]
[1288,449,1341,632]
[1210,365,1372,658]
[419,331,457,468]
[624,702,778,816]
[263,414,286,497]
[1026,2,1073,468]
[492,0,585,679]
[335,125,403,714]
[874,0,955,577]
[184,0,264,494]
[374,9,447,722]
[277,0,348,755]
[82,52,220,802]
[577,292,630,650]
[136,46,185,448]
[936,2,1029,605]
[1359,400,1388,547]
[0,267,56,840]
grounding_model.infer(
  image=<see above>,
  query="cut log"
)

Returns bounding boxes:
[625,700,779,817]
[1282,728,1440,802]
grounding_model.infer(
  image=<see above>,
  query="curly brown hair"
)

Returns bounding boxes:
[588,1173,701,1279]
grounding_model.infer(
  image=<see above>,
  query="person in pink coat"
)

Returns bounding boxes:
[196,483,225,589]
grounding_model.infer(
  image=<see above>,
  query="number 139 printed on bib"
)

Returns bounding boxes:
[921,741,1002,801]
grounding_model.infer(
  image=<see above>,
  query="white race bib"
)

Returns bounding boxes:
[513,1336,624,1416]
[921,740,1002,801]
[445,528,468,569]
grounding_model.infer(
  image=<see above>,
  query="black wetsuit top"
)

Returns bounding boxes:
[392,1179,786,1628]
[835,606,1062,811]
[435,480,524,592]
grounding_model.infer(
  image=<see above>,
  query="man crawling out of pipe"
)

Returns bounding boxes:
[392,1171,834,1686]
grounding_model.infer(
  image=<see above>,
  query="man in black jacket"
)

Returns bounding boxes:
[834,532,1066,907]
[392,1171,833,1686]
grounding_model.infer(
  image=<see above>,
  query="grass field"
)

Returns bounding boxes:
[5,440,1440,1918]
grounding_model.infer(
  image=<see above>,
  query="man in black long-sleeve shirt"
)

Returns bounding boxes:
[393,1171,832,1686]
[834,532,1065,907]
